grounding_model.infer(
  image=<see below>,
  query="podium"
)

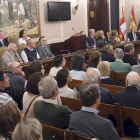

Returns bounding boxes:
[64,34,86,53]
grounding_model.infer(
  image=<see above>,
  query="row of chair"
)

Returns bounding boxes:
[68,79,125,96]
[42,123,131,140]
[60,96,140,138]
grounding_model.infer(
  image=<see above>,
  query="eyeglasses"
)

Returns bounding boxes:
[14,65,21,69]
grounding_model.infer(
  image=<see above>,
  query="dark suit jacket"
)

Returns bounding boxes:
[128,31,140,41]
[69,110,121,140]
[113,86,140,137]
[123,54,137,66]
[37,45,54,59]
[101,52,115,62]
[86,35,96,49]
[0,38,9,47]
[34,101,73,129]
[96,36,109,47]
[79,84,113,104]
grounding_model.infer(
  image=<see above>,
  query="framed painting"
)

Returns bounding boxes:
[0,0,41,37]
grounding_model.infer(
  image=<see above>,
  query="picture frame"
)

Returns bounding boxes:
[0,0,41,38]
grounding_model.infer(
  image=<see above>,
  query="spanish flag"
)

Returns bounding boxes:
[129,6,137,30]
[119,7,126,41]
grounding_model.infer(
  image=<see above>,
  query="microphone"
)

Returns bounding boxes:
[60,50,70,54]
[72,28,78,34]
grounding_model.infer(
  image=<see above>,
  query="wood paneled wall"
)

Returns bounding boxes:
[87,0,109,35]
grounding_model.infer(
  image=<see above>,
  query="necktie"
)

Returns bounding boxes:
[92,37,97,45]
[44,47,51,57]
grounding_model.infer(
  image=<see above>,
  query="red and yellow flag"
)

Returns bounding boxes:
[129,6,137,30]
[119,7,126,41]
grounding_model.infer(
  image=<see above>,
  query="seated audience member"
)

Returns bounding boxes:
[79,68,112,104]
[37,36,54,59]
[90,51,102,68]
[123,43,137,66]
[128,26,140,41]
[86,29,97,50]
[28,61,45,76]
[69,85,121,140]
[1,43,23,67]
[110,30,121,44]
[72,50,88,70]
[110,48,132,73]
[6,61,26,88]
[96,30,108,46]
[132,54,140,75]
[97,61,114,85]
[0,31,9,47]
[18,29,30,45]
[21,39,40,62]
[34,76,73,129]
[23,72,43,118]
[70,55,86,81]
[12,118,43,140]
[49,55,66,76]
[0,71,14,106]
[56,69,77,99]
[113,71,140,138]
[101,45,115,62]
[0,103,24,140]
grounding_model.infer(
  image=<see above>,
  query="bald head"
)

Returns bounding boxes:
[126,72,140,86]
[8,43,17,53]
[86,68,101,84]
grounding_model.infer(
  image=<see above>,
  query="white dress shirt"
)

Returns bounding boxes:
[49,67,62,76]
[70,70,86,81]
[21,47,40,62]
[18,37,30,45]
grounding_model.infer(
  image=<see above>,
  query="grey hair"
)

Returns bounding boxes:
[98,30,103,35]
[38,75,57,98]
[7,61,17,72]
[89,29,95,35]
[12,118,42,140]
[104,45,112,53]
[114,48,124,59]
[126,71,140,86]
[86,68,101,84]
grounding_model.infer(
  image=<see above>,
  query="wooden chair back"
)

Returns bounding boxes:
[41,123,65,140]
[121,106,140,126]
[98,103,123,137]
[68,79,83,91]
[110,71,127,86]
[107,30,113,42]
[17,44,27,57]
[99,83,125,96]
[61,97,83,111]
[75,135,92,140]
[0,48,7,68]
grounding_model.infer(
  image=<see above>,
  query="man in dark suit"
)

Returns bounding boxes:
[34,76,73,129]
[37,36,54,59]
[86,29,97,50]
[123,43,137,66]
[79,68,113,104]
[0,31,9,47]
[113,71,140,138]
[128,26,140,41]
[69,84,121,140]
[101,45,115,62]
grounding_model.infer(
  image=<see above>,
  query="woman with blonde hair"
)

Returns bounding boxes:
[97,61,114,85]
[12,118,43,140]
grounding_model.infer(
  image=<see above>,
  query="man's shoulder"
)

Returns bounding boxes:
[99,86,110,93]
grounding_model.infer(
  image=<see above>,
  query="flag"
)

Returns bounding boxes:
[119,7,126,41]
[137,20,140,31]
[129,5,137,30]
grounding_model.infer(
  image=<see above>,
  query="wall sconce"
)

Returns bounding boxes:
[72,0,80,15]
